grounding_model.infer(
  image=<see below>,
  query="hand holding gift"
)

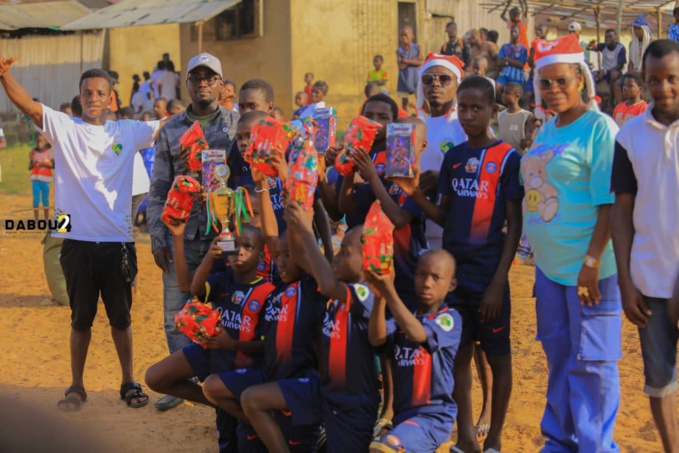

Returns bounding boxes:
[179,121,209,172]
[245,118,298,176]
[161,175,202,225]
[174,298,222,347]
[361,200,395,275]
[335,116,382,176]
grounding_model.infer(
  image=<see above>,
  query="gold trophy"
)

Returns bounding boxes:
[212,164,236,253]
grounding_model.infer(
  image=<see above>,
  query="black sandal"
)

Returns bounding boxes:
[119,382,149,409]
[57,385,87,412]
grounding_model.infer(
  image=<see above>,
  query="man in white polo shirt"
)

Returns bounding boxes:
[611,39,679,453]
[0,55,163,412]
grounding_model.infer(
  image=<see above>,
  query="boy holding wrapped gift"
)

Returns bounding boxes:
[282,201,380,453]
[145,217,275,453]
[339,116,428,306]
[201,166,326,452]
[367,249,462,453]
[392,76,522,453]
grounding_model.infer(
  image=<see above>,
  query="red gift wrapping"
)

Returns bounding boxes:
[174,298,222,346]
[335,116,382,176]
[245,118,298,176]
[286,119,318,212]
[161,175,202,225]
[361,200,395,275]
[179,121,210,172]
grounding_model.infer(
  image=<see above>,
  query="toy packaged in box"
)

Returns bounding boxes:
[161,175,202,225]
[386,123,416,178]
[312,107,337,154]
[361,200,395,275]
[201,149,227,192]
[286,120,318,213]
[335,116,382,176]
[180,121,209,172]
[174,298,222,347]
[245,118,298,176]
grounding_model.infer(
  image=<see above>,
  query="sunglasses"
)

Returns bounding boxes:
[421,73,455,86]
[187,74,221,86]
[538,77,576,90]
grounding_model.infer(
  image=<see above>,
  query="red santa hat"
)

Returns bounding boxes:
[416,53,465,121]
[533,33,598,120]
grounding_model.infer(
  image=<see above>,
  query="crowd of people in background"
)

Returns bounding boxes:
[0,6,679,453]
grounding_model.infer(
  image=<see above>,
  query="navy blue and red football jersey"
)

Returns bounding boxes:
[320,282,380,409]
[384,306,462,418]
[438,141,523,288]
[261,274,326,381]
[205,270,275,370]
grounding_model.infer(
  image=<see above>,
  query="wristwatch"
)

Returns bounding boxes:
[584,255,601,269]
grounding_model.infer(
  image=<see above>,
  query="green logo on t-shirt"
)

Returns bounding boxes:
[112,143,123,155]
[440,141,455,154]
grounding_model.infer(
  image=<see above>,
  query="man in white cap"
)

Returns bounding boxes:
[568,21,591,64]
[146,52,239,424]
[416,53,468,249]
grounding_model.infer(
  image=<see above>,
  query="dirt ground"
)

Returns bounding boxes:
[0,193,668,452]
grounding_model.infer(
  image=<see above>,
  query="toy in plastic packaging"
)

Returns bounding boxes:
[174,298,222,347]
[202,149,227,192]
[312,107,337,154]
[161,175,202,225]
[180,121,209,172]
[361,200,395,275]
[245,118,298,176]
[286,119,318,212]
[386,123,416,178]
[335,116,382,176]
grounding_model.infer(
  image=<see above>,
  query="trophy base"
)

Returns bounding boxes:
[217,239,236,254]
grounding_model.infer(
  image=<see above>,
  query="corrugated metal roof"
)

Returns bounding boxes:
[61,0,241,30]
[0,1,91,30]
[481,0,674,30]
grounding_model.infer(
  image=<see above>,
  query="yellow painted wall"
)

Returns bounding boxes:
[178,1,293,117]
[108,24,181,108]
[289,0,427,127]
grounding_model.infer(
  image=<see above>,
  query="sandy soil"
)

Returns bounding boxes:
[0,193,667,452]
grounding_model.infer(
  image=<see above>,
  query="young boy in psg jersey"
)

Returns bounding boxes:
[392,75,522,453]
[367,249,462,453]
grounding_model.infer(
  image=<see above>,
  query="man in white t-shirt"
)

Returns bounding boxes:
[157,61,180,101]
[0,55,164,412]
[416,53,468,249]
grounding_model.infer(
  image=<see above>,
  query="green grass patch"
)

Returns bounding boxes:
[0,143,32,195]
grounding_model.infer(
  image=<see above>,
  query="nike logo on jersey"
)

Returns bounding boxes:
[492,326,506,333]
[453,163,462,169]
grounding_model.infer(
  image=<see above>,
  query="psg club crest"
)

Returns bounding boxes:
[465,157,479,173]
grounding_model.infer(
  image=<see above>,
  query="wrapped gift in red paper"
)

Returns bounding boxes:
[335,116,382,176]
[245,118,298,176]
[174,298,222,346]
[161,175,202,224]
[180,121,209,172]
[362,200,395,275]
[286,119,318,212]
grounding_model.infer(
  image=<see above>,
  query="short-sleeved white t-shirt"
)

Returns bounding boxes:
[38,105,159,242]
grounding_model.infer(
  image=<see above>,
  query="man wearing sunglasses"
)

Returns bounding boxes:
[147,53,239,422]
[414,54,468,250]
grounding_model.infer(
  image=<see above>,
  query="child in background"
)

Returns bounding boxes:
[299,81,329,118]
[28,132,53,221]
[473,56,496,93]
[670,7,679,42]
[272,107,284,122]
[392,76,522,453]
[304,72,314,104]
[285,202,380,453]
[501,5,529,51]
[496,25,528,102]
[499,82,533,153]
[292,92,308,119]
[612,72,647,126]
[367,249,462,453]
[367,55,389,88]
[145,221,274,453]
[396,26,423,111]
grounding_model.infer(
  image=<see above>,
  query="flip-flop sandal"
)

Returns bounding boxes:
[476,422,490,440]
[154,394,184,412]
[57,385,87,412]
[120,382,149,409]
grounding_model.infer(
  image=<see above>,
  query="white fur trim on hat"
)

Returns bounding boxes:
[533,60,598,121]
[416,59,462,121]
[535,52,585,70]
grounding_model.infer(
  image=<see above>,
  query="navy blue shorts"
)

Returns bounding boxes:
[321,398,376,453]
[274,411,321,453]
[448,282,511,355]
[183,343,212,382]
[638,296,679,397]
[278,375,323,427]
[371,406,456,453]
[237,421,267,453]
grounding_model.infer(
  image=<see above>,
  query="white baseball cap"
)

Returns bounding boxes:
[568,21,582,32]
[186,52,223,78]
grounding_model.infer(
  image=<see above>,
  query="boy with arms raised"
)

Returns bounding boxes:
[393,76,522,453]
[367,249,461,453]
